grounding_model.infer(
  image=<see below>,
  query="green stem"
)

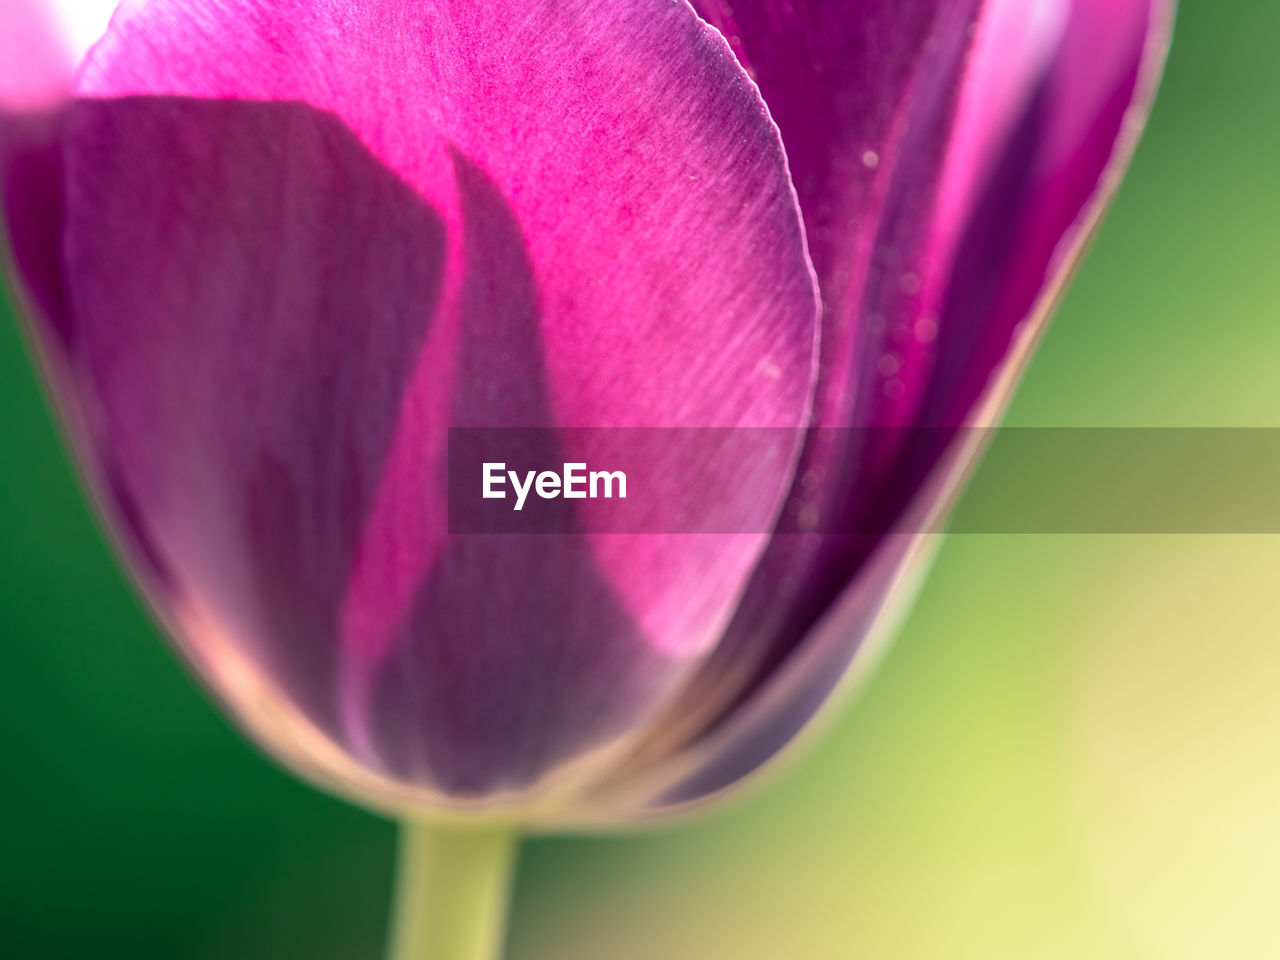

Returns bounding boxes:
[386,820,520,960]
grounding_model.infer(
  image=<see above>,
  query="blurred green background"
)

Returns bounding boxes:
[3,1,1278,957]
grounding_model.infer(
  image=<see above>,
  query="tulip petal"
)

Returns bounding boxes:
[591,0,1172,816]
[34,0,820,804]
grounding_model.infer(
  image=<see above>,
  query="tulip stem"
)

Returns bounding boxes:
[386,819,519,960]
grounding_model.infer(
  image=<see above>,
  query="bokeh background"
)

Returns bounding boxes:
[3,1,1278,957]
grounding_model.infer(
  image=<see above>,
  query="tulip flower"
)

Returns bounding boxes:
[1,0,1172,957]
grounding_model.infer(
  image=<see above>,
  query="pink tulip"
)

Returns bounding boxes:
[1,0,1171,952]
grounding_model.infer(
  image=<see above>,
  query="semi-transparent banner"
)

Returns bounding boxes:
[447,428,1280,534]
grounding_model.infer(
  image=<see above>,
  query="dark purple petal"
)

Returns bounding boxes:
[14,0,820,806]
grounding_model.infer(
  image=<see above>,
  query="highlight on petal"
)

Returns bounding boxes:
[583,0,1174,818]
[40,0,820,807]
[0,0,118,107]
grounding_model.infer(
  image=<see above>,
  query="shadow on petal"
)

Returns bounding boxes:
[60,95,448,743]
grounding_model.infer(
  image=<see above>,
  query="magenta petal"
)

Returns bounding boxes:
[28,0,820,804]
[593,0,1172,815]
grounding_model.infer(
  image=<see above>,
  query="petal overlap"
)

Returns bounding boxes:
[586,0,1172,816]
